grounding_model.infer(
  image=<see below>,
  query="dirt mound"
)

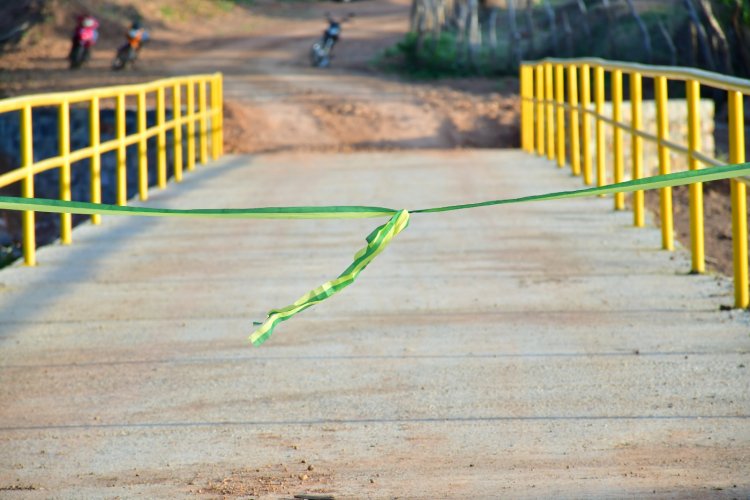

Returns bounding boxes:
[224,87,520,155]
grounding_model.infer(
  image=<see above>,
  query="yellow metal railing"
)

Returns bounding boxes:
[520,58,750,308]
[0,73,224,267]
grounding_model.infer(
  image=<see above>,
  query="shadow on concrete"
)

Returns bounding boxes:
[0,155,254,345]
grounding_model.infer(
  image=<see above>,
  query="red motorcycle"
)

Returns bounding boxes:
[69,15,99,69]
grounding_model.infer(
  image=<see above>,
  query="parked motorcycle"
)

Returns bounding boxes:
[310,13,353,68]
[69,15,99,69]
[112,23,148,71]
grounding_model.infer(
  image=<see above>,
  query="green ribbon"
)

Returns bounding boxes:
[1,162,748,345]
[250,210,410,345]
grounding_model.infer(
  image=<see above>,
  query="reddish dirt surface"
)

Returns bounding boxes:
[198,463,333,497]
[0,0,520,153]
[646,180,736,278]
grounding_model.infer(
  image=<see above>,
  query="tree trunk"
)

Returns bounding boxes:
[410,0,421,32]
[543,0,558,56]
[562,10,574,57]
[576,0,591,36]
[468,0,481,48]
[488,7,498,55]
[467,0,482,69]
[524,0,536,56]
[697,0,733,73]
[683,0,716,70]
[456,1,469,66]
[624,0,653,63]
[731,3,750,76]
[601,0,616,59]
[507,0,523,70]
[657,19,677,66]
[690,21,699,66]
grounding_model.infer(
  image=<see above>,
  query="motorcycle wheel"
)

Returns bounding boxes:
[310,43,323,67]
[310,42,331,68]
[69,45,86,69]
[112,46,132,71]
[111,57,125,70]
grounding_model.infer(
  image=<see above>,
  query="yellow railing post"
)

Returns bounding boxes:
[58,100,72,244]
[89,96,101,225]
[545,62,555,161]
[630,72,645,227]
[198,79,209,165]
[535,65,545,156]
[612,69,624,210]
[211,73,223,160]
[115,92,127,206]
[555,64,566,168]
[580,64,592,185]
[520,65,534,153]
[728,90,749,308]
[0,74,225,266]
[137,90,148,201]
[186,80,196,171]
[568,64,580,176]
[655,75,674,250]
[217,73,224,156]
[218,74,224,157]
[594,65,606,188]
[520,65,527,151]
[157,86,167,189]
[173,83,183,182]
[20,104,36,266]
[686,79,705,273]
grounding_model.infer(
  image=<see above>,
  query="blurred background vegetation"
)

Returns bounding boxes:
[390,0,750,78]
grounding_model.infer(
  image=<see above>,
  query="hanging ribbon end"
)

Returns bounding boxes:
[249,322,275,346]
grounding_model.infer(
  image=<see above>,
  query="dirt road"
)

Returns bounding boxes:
[0,0,520,154]
[190,2,519,154]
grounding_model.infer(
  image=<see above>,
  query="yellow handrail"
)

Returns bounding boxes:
[520,58,750,309]
[525,57,750,94]
[0,73,224,267]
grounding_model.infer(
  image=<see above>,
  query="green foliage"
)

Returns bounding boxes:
[156,0,254,21]
[401,32,458,78]
[159,6,176,19]
[216,0,256,11]
[381,31,510,79]
[719,0,750,25]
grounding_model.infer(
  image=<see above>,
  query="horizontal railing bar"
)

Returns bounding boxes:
[691,150,724,167]
[527,96,749,181]
[522,58,750,94]
[0,74,219,114]
[67,146,96,165]
[0,168,28,190]
[0,108,216,189]
[30,155,65,175]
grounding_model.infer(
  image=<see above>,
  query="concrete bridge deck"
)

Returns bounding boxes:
[0,150,748,498]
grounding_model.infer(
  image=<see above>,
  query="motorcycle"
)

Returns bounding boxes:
[310,13,353,68]
[69,16,98,69]
[112,26,147,71]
